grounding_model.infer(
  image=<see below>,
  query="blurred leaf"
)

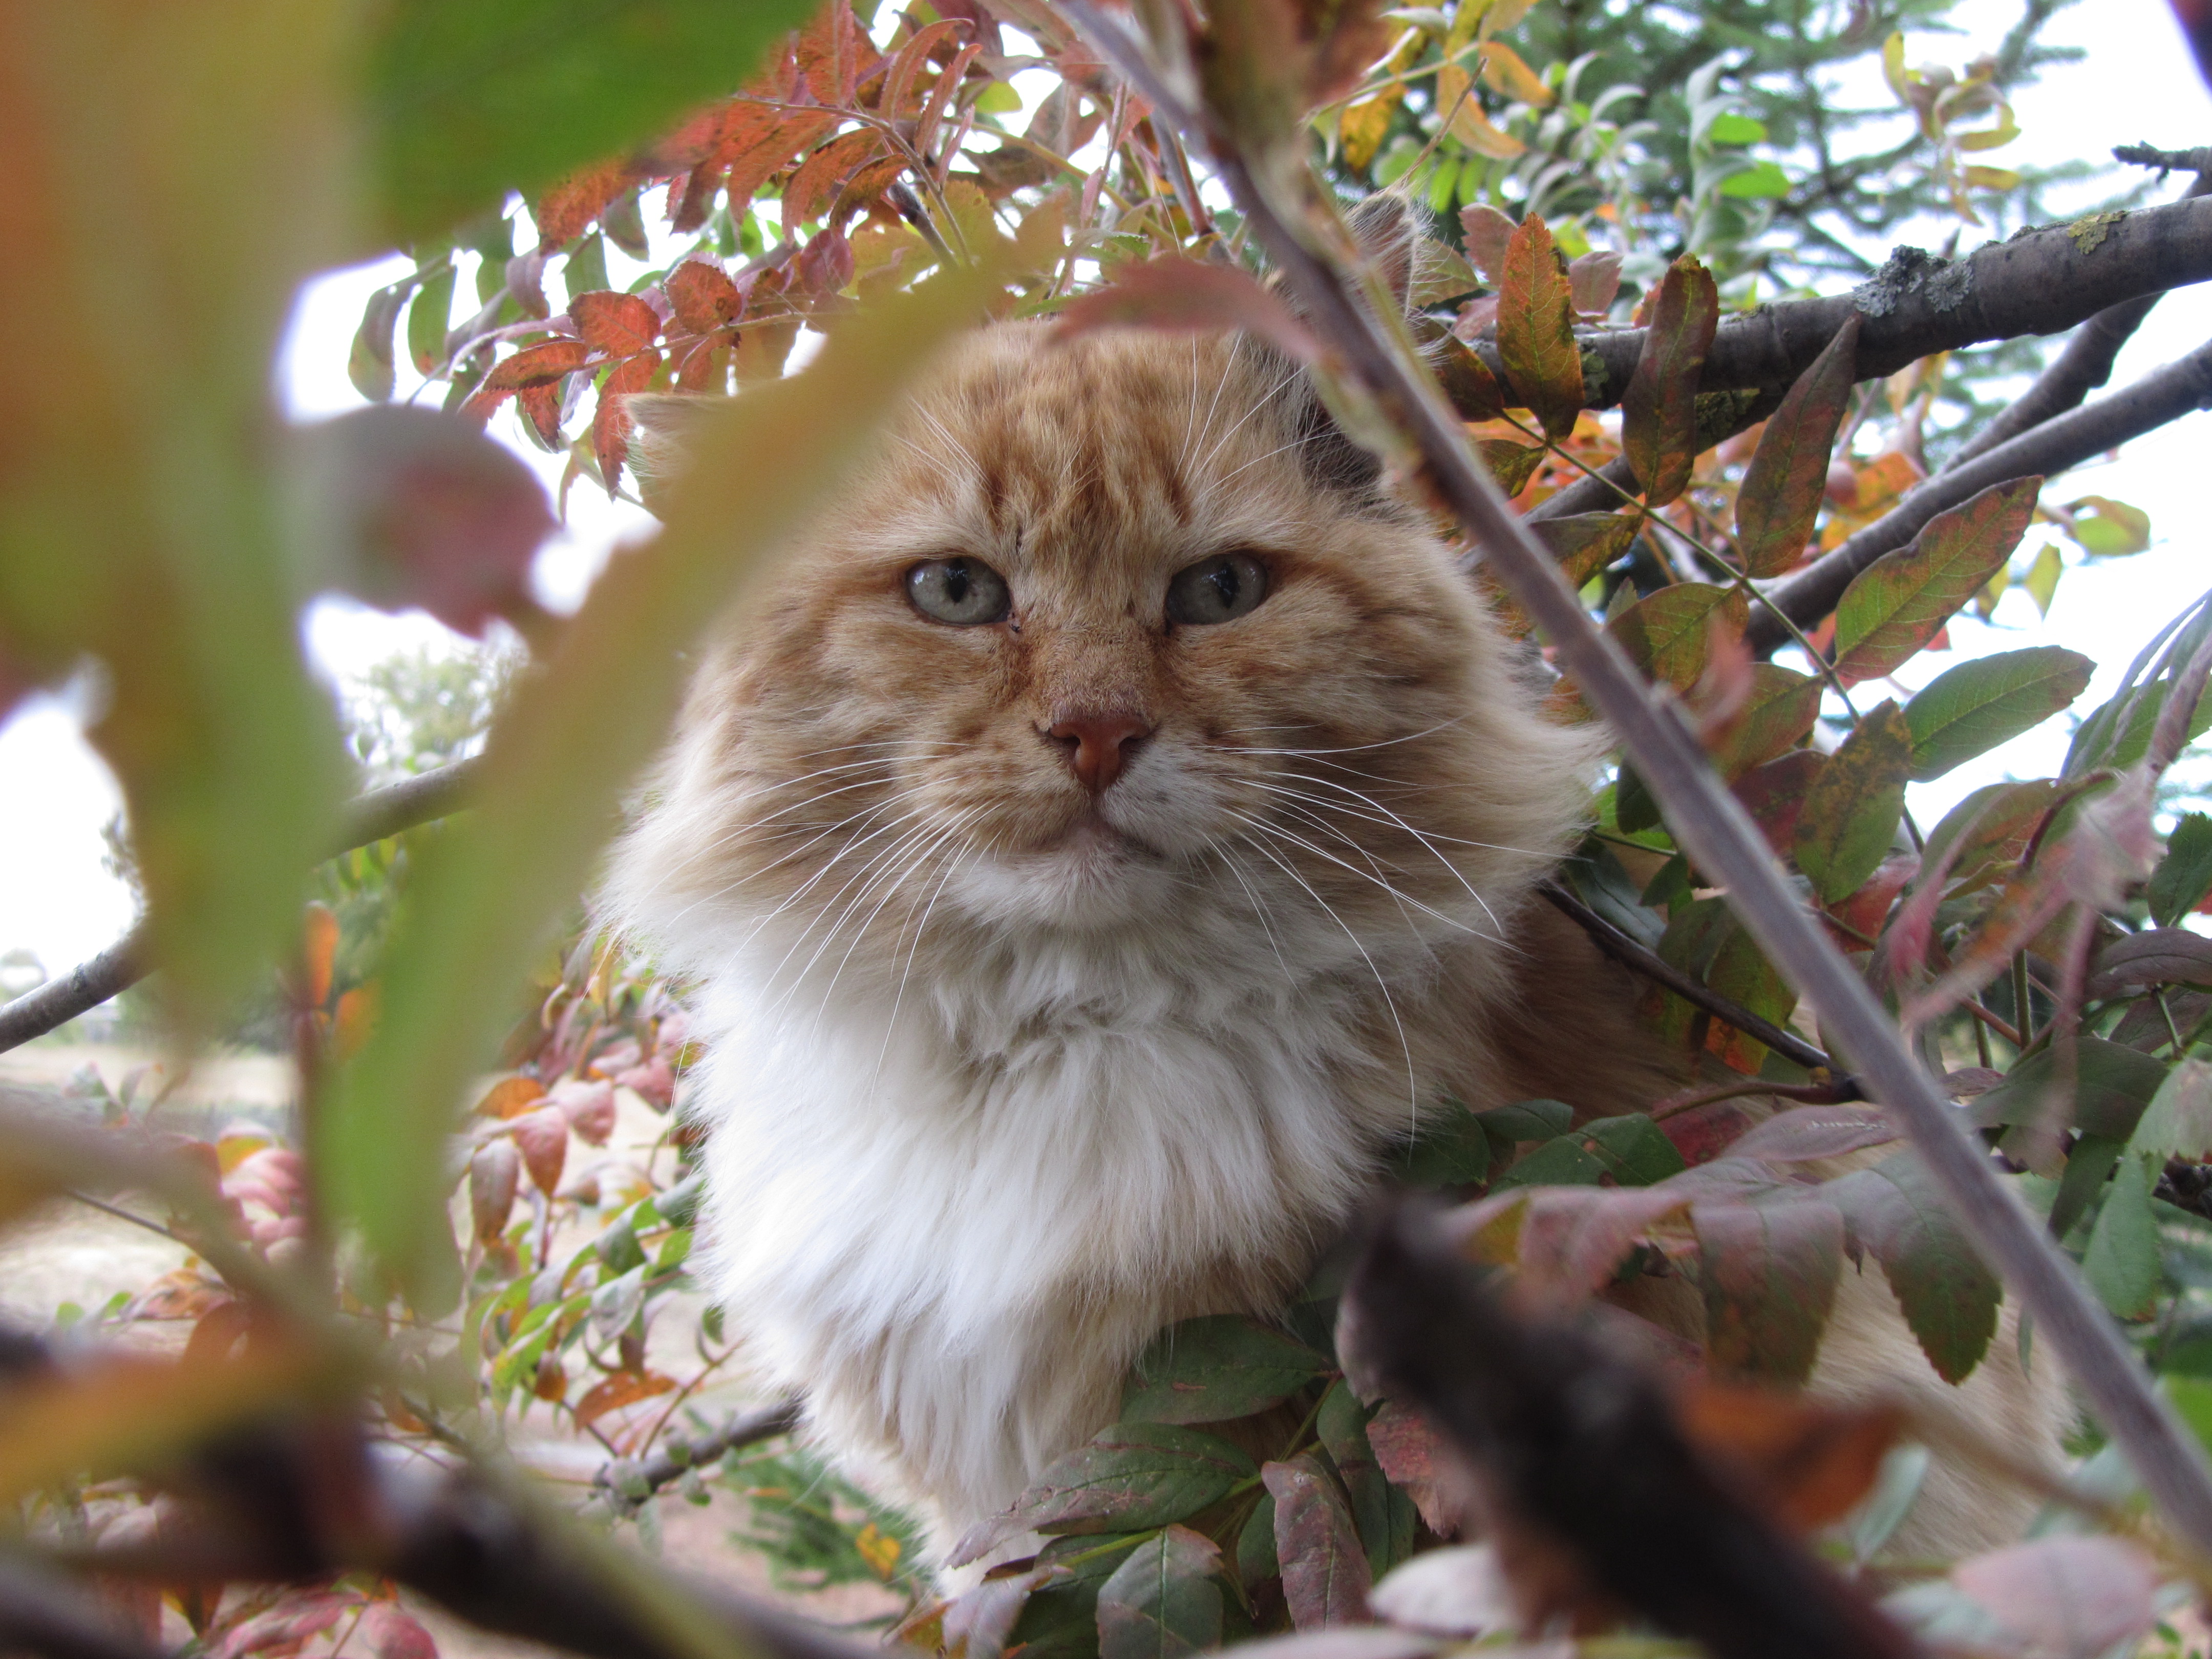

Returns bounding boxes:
[468,1138,521,1241]
[1565,250,1624,316]
[2065,495,2152,558]
[1607,583,1748,693]
[1396,1097,1493,1188]
[1719,161,1791,198]
[2025,541,2064,615]
[1433,335,1508,422]
[2084,1151,2161,1318]
[1793,700,1911,902]
[1902,647,2093,782]
[575,1367,676,1430]
[1674,1382,1899,1528]
[1478,40,1550,105]
[951,1423,1257,1565]
[1058,256,1321,363]
[1734,316,1859,578]
[357,1605,440,1659]
[1095,1526,1223,1659]
[509,1104,569,1195]
[2151,813,2212,927]
[1121,1315,1330,1426]
[2086,931,2212,1003]
[1495,213,1583,439]
[366,0,821,239]
[1967,1038,2168,1141]
[1832,479,2040,685]
[322,266,995,1294]
[1730,1105,1898,1164]
[1622,253,1717,505]
[350,283,408,402]
[1952,1538,2160,1659]
[1826,1151,2000,1381]
[1458,203,1515,282]
[1265,1454,1373,1628]
[2124,1057,2212,1163]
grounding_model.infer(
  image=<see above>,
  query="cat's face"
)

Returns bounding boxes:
[616,322,1592,976]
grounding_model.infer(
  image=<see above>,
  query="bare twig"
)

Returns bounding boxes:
[1540,882,1847,1082]
[1062,0,2212,1559]
[1746,332,2212,655]
[0,758,483,1056]
[2116,142,2212,176]
[590,1398,802,1516]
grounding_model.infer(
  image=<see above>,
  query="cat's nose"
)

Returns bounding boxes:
[1045,710,1153,794]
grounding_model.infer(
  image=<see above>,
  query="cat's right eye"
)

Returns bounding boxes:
[905,557,1012,626]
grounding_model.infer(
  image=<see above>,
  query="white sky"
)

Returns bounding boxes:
[1,0,2207,980]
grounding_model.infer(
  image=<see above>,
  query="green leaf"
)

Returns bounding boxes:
[1264,1455,1373,1629]
[407,263,457,375]
[367,0,820,239]
[1606,582,1749,692]
[1622,253,1718,505]
[349,282,408,402]
[1489,1133,1607,1189]
[1734,316,1859,578]
[322,269,995,1294]
[1903,647,2094,781]
[1792,700,1912,902]
[952,1424,1258,1564]
[1478,1097,1575,1144]
[1710,664,1821,779]
[1315,1382,1416,1575]
[1095,1526,1223,1659]
[2048,1134,2125,1244]
[1479,438,1546,495]
[1694,1198,1844,1384]
[1705,112,1767,144]
[2151,814,2212,927]
[1580,1114,1688,1185]
[2025,541,2064,615]
[1530,512,1640,589]
[2124,1058,2212,1164]
[1826,1151,2001,1382]
[1966,1037,2170,1141]
[2082,1151,2162,1320]
[1495,213,1584,440]
[1396,1099,1493,1188]
[1718,160,1791,198]
[1832,478,2041,685]
[1433,335,1507,422]
[1236,1495,1278,1586]
[2066,495,2152,557]
[1121,1316,1331,1426]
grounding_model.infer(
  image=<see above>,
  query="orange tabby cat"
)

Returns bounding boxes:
[608,228,2062,1568]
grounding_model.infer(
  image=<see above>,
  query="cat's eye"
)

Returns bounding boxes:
[1166,552,1269,626]
[906,557,1012,625]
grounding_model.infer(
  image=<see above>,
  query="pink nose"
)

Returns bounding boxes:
[1046,711,1153,794]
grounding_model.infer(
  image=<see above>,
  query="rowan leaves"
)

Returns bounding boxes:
[1833,477,2041,684]
[1622,254,1718,505]
[1734,317,1861,577]
[1495,214,1584,439]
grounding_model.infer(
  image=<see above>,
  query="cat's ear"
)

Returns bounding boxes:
[622,392,724,514]
[1343,188,1423,316]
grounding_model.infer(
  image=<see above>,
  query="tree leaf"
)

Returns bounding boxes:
[2151,813,2212,927]
[1479,438,1545,495]
[1709,664,1821,780]
[570,290,662,357]
[1694,1199,1844,1383]
[1121,1315,1331,1425]
[367,0,821,239]
[1365,1400,1461,1535]
[1395,1099,1493,1189]
[1432,335,1506,422]
[1903,646,2094,781]
[1317,1381,1417,1576]
[2083,1151,2162,1319]
[1495,214,1583,440]
[1825,1151,2001,1381]
[1621,254,1717,505]
[1265,1454,1374,1629]
[1952,1537,2161,1659]
[322,267,996,1295]
[2086,930,2212,1002]
[1792,700,1912,902]
[1096,1525,1224,1659]
[666,258,746,333]
[1730,1105,1899,1164]
[407,263,457,374]
[951,1423,1257,1565]
[1530,512,1639,590]
[349,283,408,403]
[1733,316,1860,577]
[1607,583,1749,693]
[2064,495,2152,557]
[1832,477,2041,685]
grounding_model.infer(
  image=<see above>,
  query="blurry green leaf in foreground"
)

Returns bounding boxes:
[322,267,996,1295]
[0,1,354,1028]
[367,0,821,240]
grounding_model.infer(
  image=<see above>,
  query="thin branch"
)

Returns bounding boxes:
[1540,882,1847,1082]
[1060,0,2212,1561]
[0,757,483,1056]
[1746,332,2212,655]
[589,1398,802,1516]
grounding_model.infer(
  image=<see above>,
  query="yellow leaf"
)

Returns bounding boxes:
[1964,165,2022,191]
[1341,90,1402,170]
[1447,94,1525,158]
[1955,104,2019,150]
[856,1521,903,1578]
[1478,0,1540,38]
[2025,541,2063,616]
[1882,30,1912,100]
[1478,41,1551,107]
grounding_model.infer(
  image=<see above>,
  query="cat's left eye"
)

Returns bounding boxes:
[1166,552,1269,626]
[906,557,1012,625]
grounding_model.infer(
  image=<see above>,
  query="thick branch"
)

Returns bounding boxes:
[1747,334,2212,654]
[1062,1,2212,1562]
[0,758,483,1056]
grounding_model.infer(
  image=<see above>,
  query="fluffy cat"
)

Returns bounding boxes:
[608,252,2061,1567]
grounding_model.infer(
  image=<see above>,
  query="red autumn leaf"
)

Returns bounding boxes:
[1056,256,1323,363]
[535,160,633,250]
[356,1603,440,1659]
[1365,1397,1465,1535]
[1530,513,1640,590]
[728,109,841,215]
[666,258,745,333]
[782,127,885,239]
[509,1104,570,1195]
[551,1076,618,1146]
[472,339,590,404]
[1495,213,1583,440]
[1265,1454,1374,1628]
[299,406,556,637]
[796,0,864,105]
[469,1137,521,1242]
[1606,583,1749,693]
[883,19,968,119]
[593,352,661,496]
[516,380,563,448]
[1733,750,1826,854]
[667,160,724,234]
[1708,664,1822,780]
[1622,253,1718,506]
[1566,249,1624,316]
[1479,438,1545,496]
[1458,203,1516,282]
[1433,334,1507,421]
[570,291,661,357]
[1691,1200,1845,1385]
[913,42,983,159]
[798,226,856,294]
[1832,476,2041,685]
[1734,316,1861,577]
[573,1368,677,1430]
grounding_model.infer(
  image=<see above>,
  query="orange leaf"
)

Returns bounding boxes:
[883,19,968,120]
[666,259,745,334]
[593,352,662,495]
[573,1368,676,1431]
[1495,214,1583,440]
[570,292,661,357]
[301,901,338,1009]
[1735,316,1861,578]
[783,127,884,240]
[534,160,632,251]
[508,1104,569,1195]
[1622,254,1717,505]
[1675,1380,1903,1531]
[482,338,590,392]
[727,111,839,215]
[475,1075,546,1119]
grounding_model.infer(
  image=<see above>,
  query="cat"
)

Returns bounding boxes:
[606,215,2064,1571]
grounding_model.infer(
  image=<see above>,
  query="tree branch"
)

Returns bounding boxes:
[1061,0,2212,1563]
[589,1398,802,1517]
[1746,332,2212,654]
[0,758,484,1056]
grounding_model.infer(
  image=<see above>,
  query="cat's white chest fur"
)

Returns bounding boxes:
[683,920,1405,1544]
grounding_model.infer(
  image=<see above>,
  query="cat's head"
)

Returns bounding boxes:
[608,215,1598,993]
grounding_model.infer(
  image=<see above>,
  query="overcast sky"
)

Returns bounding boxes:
[2,0,2207,982]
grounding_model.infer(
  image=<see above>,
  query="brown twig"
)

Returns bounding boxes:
[590,1397,802,1516]
[1060,0,2212,1559]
